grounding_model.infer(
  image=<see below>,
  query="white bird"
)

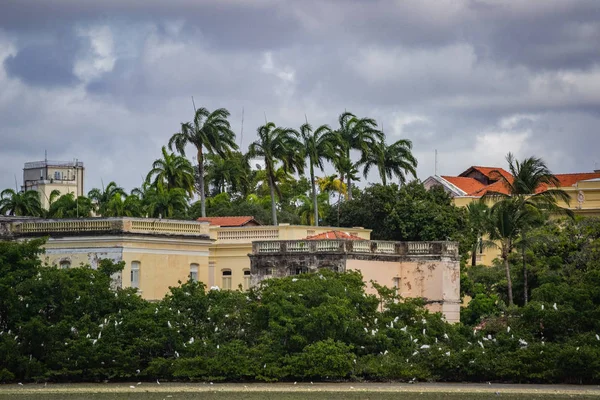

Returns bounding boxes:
[217,344,220,349]
[18,383,23,386]
[422,319,427,324]
[445,351,450,356]
[478,341,484,349]
[423,329,426,335]
[136,369,140,374]
[553,303,558,310]
[264,364,267,368]
[97,332,101,339]
[292,278,298,282]
[383,350,388,355]
[364,327,368,333]
[420,345,430,349]
[541,304,545,310]
[394,316,399,323]
[294,382,297,385]
[86,334,91,338]
[518,339,528,346]
[401,326,407,332]
[92,339,97,345]
[412,351,418,356]
[137,382,141,385]
[576,347,580,351]
[443,333,449,340]
[189,337,194,344]
[174,351,180,358]
[596,334,600,341]
[129,386,135,389]
[167,321,172,329]
[156,380,160,385]
[374,318,378,324]
[507,326,511,333]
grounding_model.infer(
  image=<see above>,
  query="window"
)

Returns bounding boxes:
[190,263,199,282]
[54,171,61,180]
[131,261,140,289]
[393,277,400,294]
[243,269,251,290]
[59,260,71,270]
[222,269,232,290]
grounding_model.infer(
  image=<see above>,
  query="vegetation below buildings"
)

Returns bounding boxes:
[2,220,600,384]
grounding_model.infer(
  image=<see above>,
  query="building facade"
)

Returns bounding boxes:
[22,159,85,209]
[424,166,600,264]
[249,238,461,323]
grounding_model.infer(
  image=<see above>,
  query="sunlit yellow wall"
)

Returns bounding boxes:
[42,235,211,301]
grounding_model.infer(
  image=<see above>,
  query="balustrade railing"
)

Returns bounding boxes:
[217,228,279,241]
[252,239,459,257]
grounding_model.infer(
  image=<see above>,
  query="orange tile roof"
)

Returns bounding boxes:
[196,216,259,227]
[555,172,600,187]
[467,180,511,197]
[441,176,486,195]
[305,231,363,240]
[467,166,513,181]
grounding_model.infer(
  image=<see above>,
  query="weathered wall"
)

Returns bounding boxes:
[346,258,460,323]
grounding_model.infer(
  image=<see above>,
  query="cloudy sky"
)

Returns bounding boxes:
[2,0,600,194]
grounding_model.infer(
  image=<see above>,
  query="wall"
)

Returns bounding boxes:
[208,225,371,290]
[42,234,211,301]
[346,258,460,323]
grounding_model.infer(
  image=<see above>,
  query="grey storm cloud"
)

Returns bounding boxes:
[1,0,600,194]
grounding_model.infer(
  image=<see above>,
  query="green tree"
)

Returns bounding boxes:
[333,111,383,200]
[146,146,195,196]
[466,201,490,267]
[102,193,143,217]
[204,152,250,197]
[247,122,304,225]
[484,153,572,306]
[0,189,43,217]
[169,107,238,218]
[359,138,417,186]
[143,186,189,219]
[46,193,93,218]
[299,122,335,226]
[87,182,126,217]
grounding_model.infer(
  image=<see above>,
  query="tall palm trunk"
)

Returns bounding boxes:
[471,243,477,267]
[269,172,277,226]
[502,244,514,306]
[197,148,206,217]
[310,163,318,226]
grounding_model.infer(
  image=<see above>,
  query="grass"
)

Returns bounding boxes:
[2,394,599,400]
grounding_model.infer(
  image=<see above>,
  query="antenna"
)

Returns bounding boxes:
[305,114,309,125]
[240,107,244,148]
[45,149,47,162]
[191,96,197,113]
[264,112,268,124]
[14,174,18,191]
[435,149,438,176]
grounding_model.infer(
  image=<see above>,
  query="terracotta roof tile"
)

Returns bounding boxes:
[555,172,600,187]
[467,166,513,181]
[305,231,363,240]
[467,180,511,197]
[441,176,486,195]
[196,216,259,227]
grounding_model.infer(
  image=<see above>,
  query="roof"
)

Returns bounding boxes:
[196,216,259,227]
[467,179,512,197]
[440,176,486,195]
[555,172,600,187]
[461,166,513,181]
[305,230,364,240]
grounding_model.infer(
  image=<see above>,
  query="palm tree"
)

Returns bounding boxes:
[205,152,250,196]
[299,122,335,226]
[146,146,195,196]
[169,107,238,218]
[247,122,304,225]
[0,189,43,216]
[88,181,126,216]
[333,111,383,199]
[294,192,329,225]
[360,138,417,185]
[317,175,347,206]
[484,153,572,306]
[143,186,189,219]
[465,201,490,267]
[103,193,143,217]
[47,193,93,218]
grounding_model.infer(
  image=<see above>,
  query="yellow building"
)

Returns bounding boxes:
[1,217,212,300]
[22,159,85,209]
[199,216,371,291]
[424,166,600,265]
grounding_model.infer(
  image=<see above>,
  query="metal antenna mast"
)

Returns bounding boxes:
[435,149,438,176]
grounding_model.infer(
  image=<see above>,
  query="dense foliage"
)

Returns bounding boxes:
[2,235,600,384]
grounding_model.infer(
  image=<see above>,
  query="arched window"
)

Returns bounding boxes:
[190,263,199,282]
[222,269,232,290]
[131,261,140,289]
[243,269,251,290]
[59,260,71,270]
